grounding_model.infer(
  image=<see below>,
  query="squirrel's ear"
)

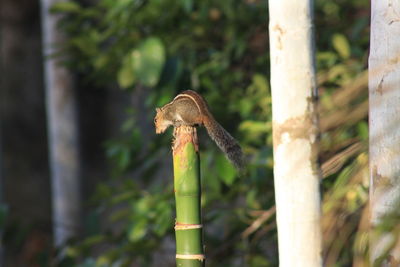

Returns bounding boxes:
[156,107,161,112]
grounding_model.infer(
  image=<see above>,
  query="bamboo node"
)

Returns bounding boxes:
[176,254,205,261]
[175,222,203,230]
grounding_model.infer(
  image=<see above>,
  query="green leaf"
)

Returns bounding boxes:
[81,235,105,247]
[70,37,97,56]
[216,154,237,185]
[154,202,172,236]
[110,191,135,205]
[327,64,347,80]
[333,165,353,191]
[357,121,368,141]
[246,190,261,209]
[317,51,338,67]
[50,1,81,13]
[249,255,271,266]
[128,219,147,242]
[117,37,166,88]
[133,37,166,87]
[134,196,151,215]
[118,148,130,169]
[181,0,193,13]
[117,56,136,89]
[332,34,351,59]
[121,118,135,132]
[110,208,130,222]
[239,121,270,134]
[252,74,269,93]
[65,246,80,258]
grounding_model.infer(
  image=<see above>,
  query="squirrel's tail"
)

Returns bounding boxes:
[203,116,245,171]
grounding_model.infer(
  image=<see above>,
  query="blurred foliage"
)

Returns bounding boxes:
[46,0,370,266]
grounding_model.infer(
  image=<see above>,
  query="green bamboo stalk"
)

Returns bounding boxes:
[172,126,204,267]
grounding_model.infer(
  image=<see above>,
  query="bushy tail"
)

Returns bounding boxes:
[203,117,245,171]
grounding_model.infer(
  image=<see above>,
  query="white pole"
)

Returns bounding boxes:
[268,0,322,266]
[39,0,81,246]
[369,0,400,265]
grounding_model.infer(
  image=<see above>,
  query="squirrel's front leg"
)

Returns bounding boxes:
[172,119,184,128]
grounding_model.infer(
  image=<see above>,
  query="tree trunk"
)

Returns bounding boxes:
[40,0,81,246]
[369,1,400,265]
[268,0,322,266]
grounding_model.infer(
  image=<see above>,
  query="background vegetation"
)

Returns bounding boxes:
[2,0,370,266]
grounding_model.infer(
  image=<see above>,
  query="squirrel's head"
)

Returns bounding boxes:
[154,107,171,134]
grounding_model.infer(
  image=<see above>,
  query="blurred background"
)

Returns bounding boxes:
[0,0,369,266]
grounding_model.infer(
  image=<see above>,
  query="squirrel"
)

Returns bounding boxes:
[154,90,244,170]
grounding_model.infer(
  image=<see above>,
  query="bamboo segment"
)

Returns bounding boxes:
[172,126,204,267]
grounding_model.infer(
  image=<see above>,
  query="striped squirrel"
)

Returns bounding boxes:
[154,90,244,170]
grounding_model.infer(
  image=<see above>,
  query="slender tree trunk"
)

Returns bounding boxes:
[268,1,322,266]
[369,1,400,265]
[40,0,81,246]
